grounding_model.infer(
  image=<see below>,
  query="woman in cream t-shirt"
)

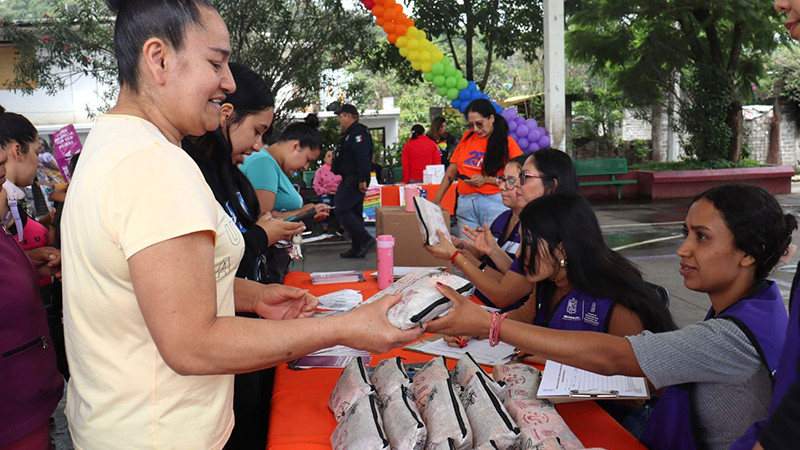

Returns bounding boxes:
[61,1,421,448]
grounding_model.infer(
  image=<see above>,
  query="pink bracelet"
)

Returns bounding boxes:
[489,312,508,347]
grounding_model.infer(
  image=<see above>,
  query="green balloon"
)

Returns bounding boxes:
[438,86,449,96]
[456,78,468,90]
[447,88,459,100]
[444,65,457,77]
[431,62,444,75]
[423,71,434,82]
[445,77,457,88]
[433,75,445,87]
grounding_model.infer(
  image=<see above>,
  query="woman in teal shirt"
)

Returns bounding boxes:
[241,123,329,221]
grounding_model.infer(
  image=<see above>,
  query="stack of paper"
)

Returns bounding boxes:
[537,360,649,403]
[405,337,515,366]
[310,270,366,285]
[289,345,371,369]
[423,164,445,184]
[317,289,363,311]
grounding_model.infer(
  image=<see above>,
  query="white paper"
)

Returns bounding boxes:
[413,196,451,246]
[317,289,363,311]
[537,360,649,399]
[302,233,334,243]
[412,338,514,366]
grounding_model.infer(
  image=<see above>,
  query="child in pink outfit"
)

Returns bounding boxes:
[313,150,343,233]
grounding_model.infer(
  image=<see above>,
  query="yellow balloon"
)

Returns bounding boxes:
[408,50,420,62]
[419,50,431,62]
[407,26,419,37]
[433,50,444,63]
[396,35,408,48]
[399,47,409,57]
[411,60,422,70]
[407,38,420,50]
[421,62,433,73]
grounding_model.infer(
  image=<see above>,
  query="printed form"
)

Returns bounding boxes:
[538,360,649,401]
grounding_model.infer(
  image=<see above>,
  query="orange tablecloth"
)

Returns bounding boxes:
[267,271,646,450]
[380,183,457,215]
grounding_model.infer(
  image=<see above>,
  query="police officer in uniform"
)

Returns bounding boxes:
[332,104,376,258]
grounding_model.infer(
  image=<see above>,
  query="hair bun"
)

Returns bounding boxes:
[105,0,127,13]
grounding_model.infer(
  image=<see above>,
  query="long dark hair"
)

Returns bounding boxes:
[519,192,677,333]
[410,124,425,139]
[464,98,510,177]
[107,0,214,92]
[0,105,38,152]
[185,62,274,229]
[524,148,579,195]
[692,185,798,280]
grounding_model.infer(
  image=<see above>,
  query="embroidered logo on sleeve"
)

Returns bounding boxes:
[355,135,363,143]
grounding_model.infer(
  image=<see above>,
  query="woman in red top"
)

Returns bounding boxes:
[433,98,522,236]
[401,124,441,183]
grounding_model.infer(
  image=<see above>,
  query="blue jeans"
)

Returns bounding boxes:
[455,192,506,237]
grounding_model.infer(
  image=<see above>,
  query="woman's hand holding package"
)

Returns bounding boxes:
[253,284,318,320]
[343,293,425,354]
[426,284,492,339]
[424,230,458,261]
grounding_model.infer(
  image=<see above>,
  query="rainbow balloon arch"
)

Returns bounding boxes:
[359,0,551,152]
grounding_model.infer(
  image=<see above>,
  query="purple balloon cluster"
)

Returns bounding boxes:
[502,107,551,153]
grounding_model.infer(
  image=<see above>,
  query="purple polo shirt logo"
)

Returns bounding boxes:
[566,298,578,315]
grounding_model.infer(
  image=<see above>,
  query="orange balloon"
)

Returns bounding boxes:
[372,5,384,17]
[376,16,386,27]
[387,33,398,44]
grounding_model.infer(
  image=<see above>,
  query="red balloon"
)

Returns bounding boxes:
[362,0,375,9]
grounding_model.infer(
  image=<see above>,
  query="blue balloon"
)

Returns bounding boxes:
[493,103,503,114]
[451,99,461,110]
[458,89,471,101]
[467,81,478,91]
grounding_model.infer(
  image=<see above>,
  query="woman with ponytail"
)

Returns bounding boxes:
[183,61,303,284]
[401,123,440,183]
[60,1,421,447]
[432,98,522,236]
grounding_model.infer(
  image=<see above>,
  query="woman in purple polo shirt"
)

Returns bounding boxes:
[430,185,796,450]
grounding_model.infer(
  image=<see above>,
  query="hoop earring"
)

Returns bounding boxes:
[559,259,567,268]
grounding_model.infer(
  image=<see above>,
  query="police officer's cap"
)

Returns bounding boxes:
[335,104,359,116]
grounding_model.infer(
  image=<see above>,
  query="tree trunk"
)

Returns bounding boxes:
[768,94,782,165]
[651,103,665,162]
[726,97,743,163]
[464,0,474,81]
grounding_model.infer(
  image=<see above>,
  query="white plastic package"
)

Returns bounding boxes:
[362,268,473,330]
[411,356,451,415]
[452,352,505,394]
[378,385,427,450]
[421,378,473,450]
[330,394,390,450]
[371,356,412,399]
[460,372,520,449]
[492,363,542,402]
[504,399,585,450]
[413,195,451,246]
[329,356,375,422]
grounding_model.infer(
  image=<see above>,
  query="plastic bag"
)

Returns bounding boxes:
[330,394,390,450]
[461,372,519,449]
[329,356,375,421]
[492,363,541,402]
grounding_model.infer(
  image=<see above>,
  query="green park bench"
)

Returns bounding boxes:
[574,158,637,201]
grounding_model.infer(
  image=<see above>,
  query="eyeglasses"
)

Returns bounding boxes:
[518,171,549,185]
[496,175,521,189]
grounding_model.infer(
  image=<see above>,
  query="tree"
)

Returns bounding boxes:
[1,0,379,126]
[409,0,580,92]
[0,0,53,21]
[567,0,787,163]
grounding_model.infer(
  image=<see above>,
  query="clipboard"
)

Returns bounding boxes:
[536,360,650,404]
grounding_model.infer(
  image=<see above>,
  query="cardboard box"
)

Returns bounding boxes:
[375,206,450,267]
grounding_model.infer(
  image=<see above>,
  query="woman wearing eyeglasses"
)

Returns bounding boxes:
[426,149,578,310]
[432,99,522,236]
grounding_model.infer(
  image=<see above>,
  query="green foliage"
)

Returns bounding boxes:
[630,158,763,171]
[767,46,800,104]
[0,0,53,21]
[374,141,403,168]
[567,0,786,162]
[678,65,734,162]
[1,0,380,123]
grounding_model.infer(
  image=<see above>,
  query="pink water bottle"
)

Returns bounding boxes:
[404,185,420,212]
[377,235,395,289]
